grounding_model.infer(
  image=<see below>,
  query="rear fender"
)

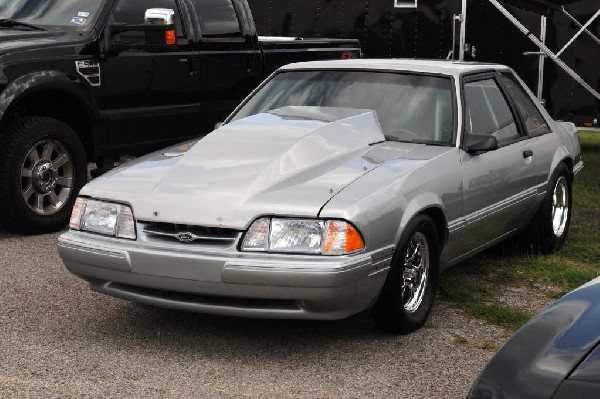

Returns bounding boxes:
[548,145,573,182]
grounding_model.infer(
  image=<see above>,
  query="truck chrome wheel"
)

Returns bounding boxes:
[552,176,569,238]
[402,231,430,313]
[21,140,74,216]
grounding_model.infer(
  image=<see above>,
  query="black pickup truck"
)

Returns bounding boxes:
[0,0,360,234]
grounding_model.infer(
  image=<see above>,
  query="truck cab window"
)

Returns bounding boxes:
[191,0,242,38]
[113,0,185,43]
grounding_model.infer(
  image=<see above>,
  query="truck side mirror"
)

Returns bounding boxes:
[104,8,177,53]
[144,8,175,25]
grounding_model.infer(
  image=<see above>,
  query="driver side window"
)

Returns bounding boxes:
[464,79,521,145]
[113,0,185,44]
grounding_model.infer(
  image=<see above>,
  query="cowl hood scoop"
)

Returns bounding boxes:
[83,107,408,229]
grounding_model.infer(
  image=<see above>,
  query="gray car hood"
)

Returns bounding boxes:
[82,107,425,229]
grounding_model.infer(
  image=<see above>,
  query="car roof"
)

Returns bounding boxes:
[279,59,511,78]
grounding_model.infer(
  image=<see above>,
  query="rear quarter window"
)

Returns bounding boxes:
[191,0,242,38]
[500,73,552,136]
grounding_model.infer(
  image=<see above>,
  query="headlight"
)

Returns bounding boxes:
[69,198,136,240]
[241,217,364,255]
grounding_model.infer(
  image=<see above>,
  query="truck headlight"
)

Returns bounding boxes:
[69,198,136,240]
[241,218,364,255]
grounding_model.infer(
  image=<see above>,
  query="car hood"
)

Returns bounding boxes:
[82,107,427,229]
[0,29,76,55]
[469,276,600,399]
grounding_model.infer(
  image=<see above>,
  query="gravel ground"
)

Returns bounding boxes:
[0,227,508,398]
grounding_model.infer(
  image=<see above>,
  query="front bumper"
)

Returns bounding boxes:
[58,231,393,320]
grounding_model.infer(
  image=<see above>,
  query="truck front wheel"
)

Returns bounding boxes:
[0,117,87,235]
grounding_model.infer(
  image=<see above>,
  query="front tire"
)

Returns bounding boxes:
[0,117,87,235]
[372,215,440,334]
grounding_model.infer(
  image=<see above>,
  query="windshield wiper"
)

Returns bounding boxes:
[383,136,451,147]
[0,19,45,31]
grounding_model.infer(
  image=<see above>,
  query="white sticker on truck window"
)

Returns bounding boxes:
[78,11,90,17]
[71,17,87,25]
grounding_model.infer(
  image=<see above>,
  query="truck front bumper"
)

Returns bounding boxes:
[58,231,393,320]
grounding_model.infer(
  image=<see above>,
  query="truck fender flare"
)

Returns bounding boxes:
[0,70,94,121]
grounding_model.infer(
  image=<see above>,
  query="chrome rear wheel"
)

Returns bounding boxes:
[551,176,569,238]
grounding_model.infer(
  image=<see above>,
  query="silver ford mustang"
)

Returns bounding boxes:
[59,60,583,334]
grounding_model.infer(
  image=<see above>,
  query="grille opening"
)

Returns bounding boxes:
[139,221,240,245]
[107,283,300,311]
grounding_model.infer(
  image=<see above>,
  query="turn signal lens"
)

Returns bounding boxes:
[241,217,270,251]
[323,221,365,255]
[69,197,87,230]
[165,30,176,45]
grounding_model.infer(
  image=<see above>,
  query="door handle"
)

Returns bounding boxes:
[188,58,200,78]
[523,150,533,158]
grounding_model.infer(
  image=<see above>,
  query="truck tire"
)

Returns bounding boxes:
[0,117,87,235]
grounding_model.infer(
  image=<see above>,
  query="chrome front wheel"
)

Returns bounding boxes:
[0,116,86,235]
[372,215,439,334]
[401,232,430,313]
[21,140,74,216]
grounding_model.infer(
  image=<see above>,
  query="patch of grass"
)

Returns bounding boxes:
[453,334,470,346]
[481,341,498,352]
[440,131,600,331]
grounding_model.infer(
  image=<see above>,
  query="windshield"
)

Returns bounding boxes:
[0,0,104,30]
[230,70,455,145]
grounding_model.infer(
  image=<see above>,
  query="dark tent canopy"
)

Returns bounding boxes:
[504,0,587,15]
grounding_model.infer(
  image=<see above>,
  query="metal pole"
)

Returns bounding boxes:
[486,0,600,100]
[537,16,546,102]
[459,0,467,61]
[556,9,600,57]
[561,6,600,46]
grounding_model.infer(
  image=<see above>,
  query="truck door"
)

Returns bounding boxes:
[188,0,262,129]
[98,0,203,151]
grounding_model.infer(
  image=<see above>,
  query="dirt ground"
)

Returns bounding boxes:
[1,227,511,398]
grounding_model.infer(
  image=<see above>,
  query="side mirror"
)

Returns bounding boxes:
[104,8,177,53]
[144,8,175,25]
[464,134,498,155]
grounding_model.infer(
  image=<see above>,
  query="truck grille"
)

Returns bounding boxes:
[139,221,240,246]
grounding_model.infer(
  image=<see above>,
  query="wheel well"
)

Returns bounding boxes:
[2,90,93,158]
[420,207,448,247]
[562,157,574,181]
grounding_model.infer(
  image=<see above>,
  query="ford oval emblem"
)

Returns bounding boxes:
[177,232,195,243]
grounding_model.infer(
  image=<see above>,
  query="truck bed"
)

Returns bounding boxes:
[258,36,361,75]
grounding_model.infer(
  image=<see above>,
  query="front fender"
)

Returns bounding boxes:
[0,70,93,120]
[396,193,446,245]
